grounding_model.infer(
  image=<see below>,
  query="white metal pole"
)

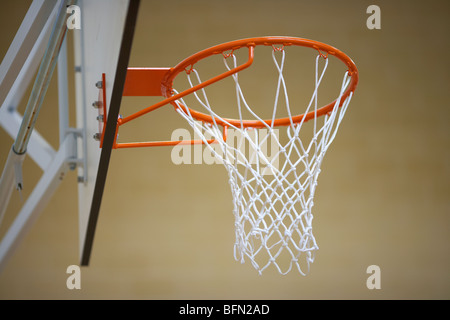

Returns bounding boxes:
[73,27,87,184]
[13,0,75,155]
[57,37,69,145]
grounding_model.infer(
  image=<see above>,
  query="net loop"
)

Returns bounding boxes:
[222,49,235,59]
[313,45,329,59]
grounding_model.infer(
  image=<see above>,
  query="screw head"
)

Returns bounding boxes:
[95,81,103,89]
[93,133,101,141]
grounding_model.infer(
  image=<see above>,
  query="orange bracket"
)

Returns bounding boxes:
[104,48,253,148]
[98,68,230,149]
[122,67,170,97]
[96,45,256,149]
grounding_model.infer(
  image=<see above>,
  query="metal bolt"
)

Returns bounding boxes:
[93,133,101,141]
[95,81,103,89]
[92,101,102,108]
[96,115,104,122]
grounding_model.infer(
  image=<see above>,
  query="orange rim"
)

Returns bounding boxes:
[161,36,358,128]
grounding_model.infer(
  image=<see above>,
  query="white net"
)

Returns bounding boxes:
[173,46,353,275]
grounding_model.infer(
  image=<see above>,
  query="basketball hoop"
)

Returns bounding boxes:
[114,36,358,275]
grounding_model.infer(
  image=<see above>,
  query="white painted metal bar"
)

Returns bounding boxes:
[0,2,58,115]
[0,2,58,174]
[0,108,55,172]
[0,134,76,273]
[73,28,87,184]
[0,1,60,228]
[13,0,74,155]
[0,0,57,107]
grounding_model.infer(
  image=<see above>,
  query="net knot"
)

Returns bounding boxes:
[313,45,329,59]
[271,44,285,52]
[222,49,235,59]
[184,64,195,75]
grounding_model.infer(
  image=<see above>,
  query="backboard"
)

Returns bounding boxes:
[75,0,140,265]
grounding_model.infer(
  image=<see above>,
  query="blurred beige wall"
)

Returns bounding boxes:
[0,0,449,299]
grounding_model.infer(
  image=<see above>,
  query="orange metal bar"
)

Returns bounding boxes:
[115,139,217,149]
[118,45,255,126]
[112,46,254,149]
[114,124,228,149]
